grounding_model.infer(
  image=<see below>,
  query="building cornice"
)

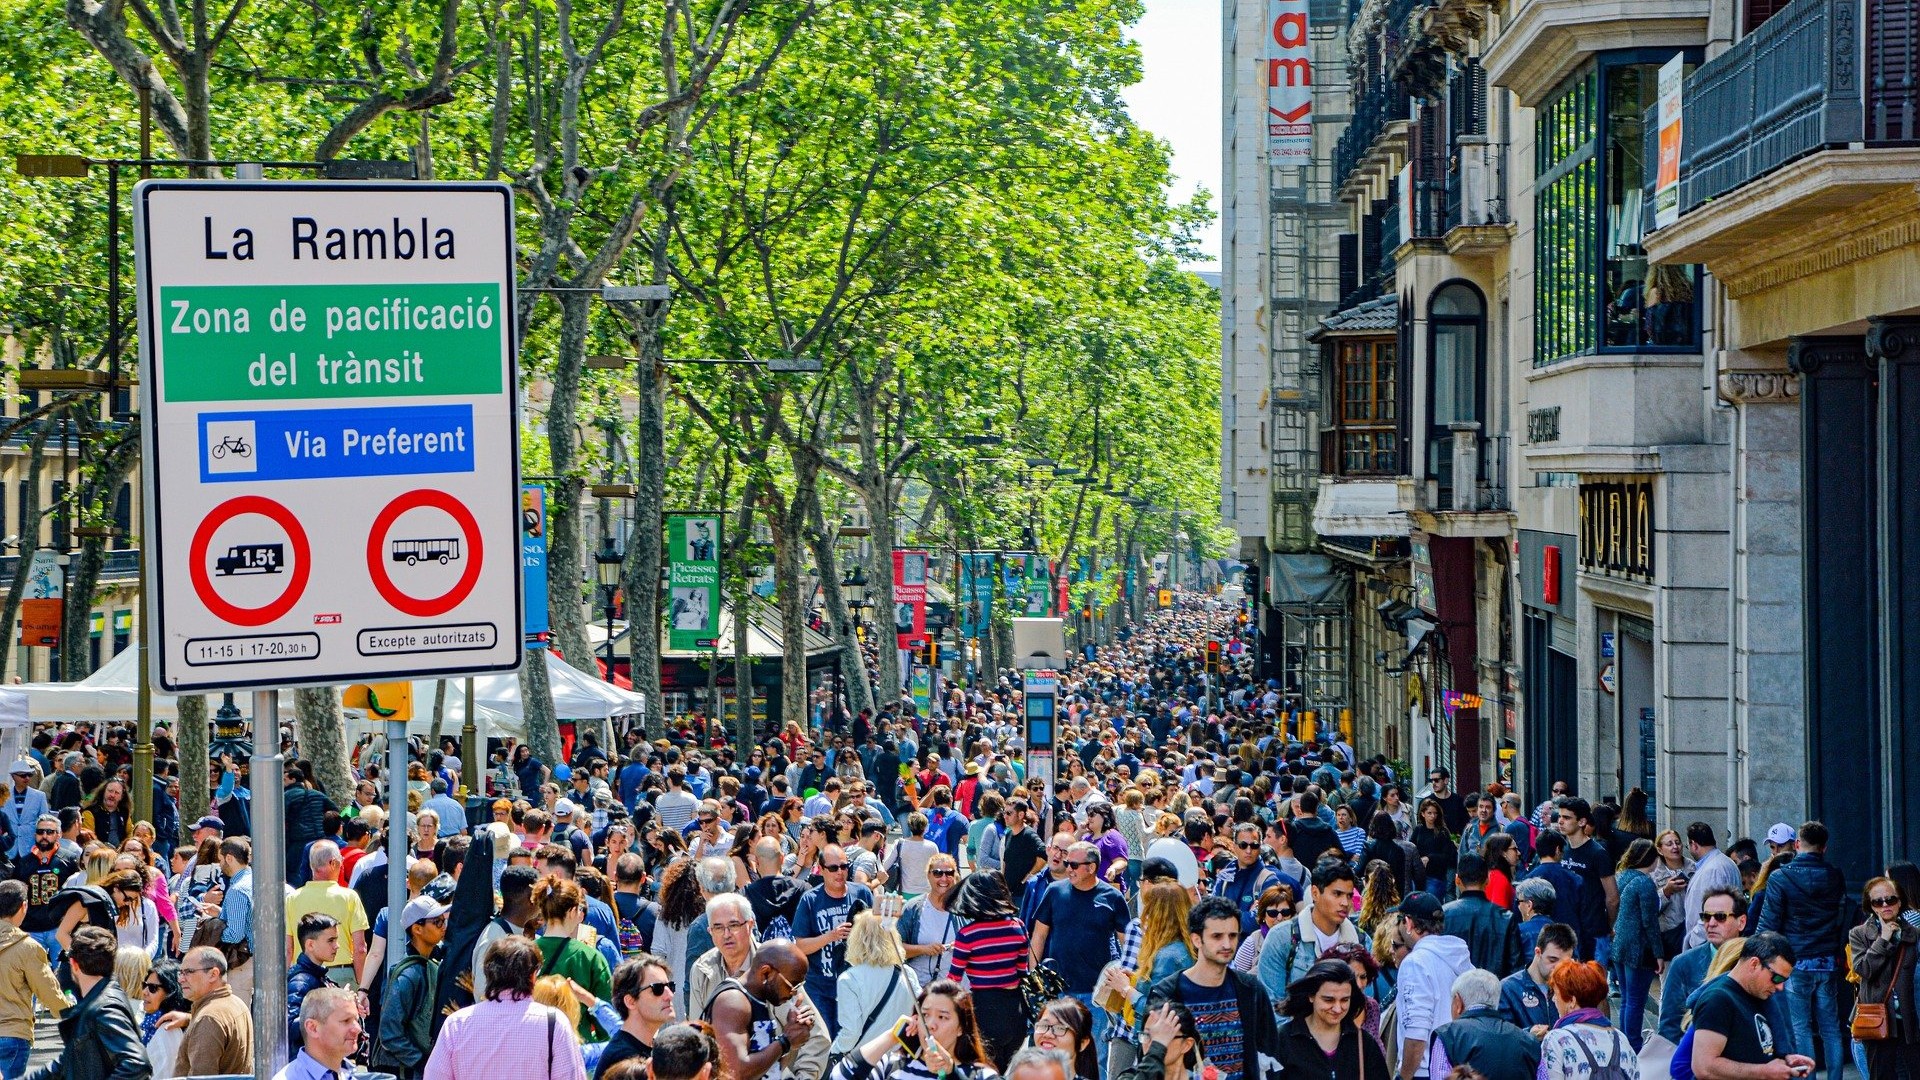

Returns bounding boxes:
[1716,370,1800,405]
[1481,0,1709,106]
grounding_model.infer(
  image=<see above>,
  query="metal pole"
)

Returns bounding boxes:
[386,717,408,981]
[462,676,479,797]
[251,690,288,1078]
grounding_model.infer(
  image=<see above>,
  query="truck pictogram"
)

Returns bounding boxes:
[214,543,284,575]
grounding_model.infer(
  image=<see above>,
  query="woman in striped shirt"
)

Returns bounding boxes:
[947,872,1029,1072]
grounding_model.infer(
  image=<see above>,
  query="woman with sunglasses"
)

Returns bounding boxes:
[1850,875,1920,1080]
[139,957,190,1080]
[1230,884,1297,973]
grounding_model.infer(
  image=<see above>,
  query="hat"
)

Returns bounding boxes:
[1766,822,1797,846]
[1391,892,1445,921]
[554,799,577,817]
[745,767,763,780]
[486,821,520,854]
[194,815,225,833]
[1141,856,1181,882]
[397,894,451,933]
[6,759,33,776]
[964,762,981,776]
[422,873,457,902]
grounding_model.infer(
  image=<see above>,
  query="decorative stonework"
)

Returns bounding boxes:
[1717,370,1801,404]
[1867,318,1920,363]
[1787,337,1866,377]
[1718,192,1920,298]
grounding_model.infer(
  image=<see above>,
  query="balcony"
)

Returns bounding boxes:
[1415,427,1513,536]
[1481,0,1710,107]
[1643,0,1920,344]
[0,549,140,587]
[1334,82,1414,195]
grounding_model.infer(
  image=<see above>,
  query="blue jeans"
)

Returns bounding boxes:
[1071,992,1112,1077]
[1616,964,1655,1050]
[1593,935,1613,969]
[1786,962,1848,1080]
[28,929,59,968]
[0,1036,26,1080]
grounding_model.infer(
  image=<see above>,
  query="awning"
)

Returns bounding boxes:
[1313,478,1410,537]
[1267,554,1350,607]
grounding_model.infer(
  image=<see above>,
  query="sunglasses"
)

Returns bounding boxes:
[642,980,676,997]
[1235,841,1259,851]
[822,863,849,872]
[143,981,164,992]
[1872,896,1903,908]
[929,869,957,878]
[1767,966,1791,985]
[34,829,54,835]
[1701,912,1738,923]
[1070,859,1099,868]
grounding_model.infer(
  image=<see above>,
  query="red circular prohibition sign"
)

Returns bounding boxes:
[366,489,484,618]
[189,495,313,626]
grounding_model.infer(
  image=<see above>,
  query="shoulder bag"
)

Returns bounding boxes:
[1852,943,1906,1041]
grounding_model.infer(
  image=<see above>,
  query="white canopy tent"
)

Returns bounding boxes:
[14,647,643,743]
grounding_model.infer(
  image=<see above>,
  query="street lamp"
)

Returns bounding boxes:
[596,538,624,684]
[210,693,252,759]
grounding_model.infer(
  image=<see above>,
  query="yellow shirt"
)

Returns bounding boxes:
[284,880,370,968]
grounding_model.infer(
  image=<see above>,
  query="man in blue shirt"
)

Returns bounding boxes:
[1499,921,1575,1036]
[1029,840,1130,1075]
[2,763,47,860]
[792,845,872,1037]
[1660,887,1755,1046]
[211,836,257,996]
[276,984,363,1080]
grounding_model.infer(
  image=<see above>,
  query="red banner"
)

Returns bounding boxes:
[893,550,928,649]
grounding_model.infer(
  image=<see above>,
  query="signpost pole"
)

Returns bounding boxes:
[251,689,288,1078]
[386,717,408,981]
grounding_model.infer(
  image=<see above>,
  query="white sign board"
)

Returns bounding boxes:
[1654,54,1685,230]
[135,181,522,691]
[1267,0,1313,160]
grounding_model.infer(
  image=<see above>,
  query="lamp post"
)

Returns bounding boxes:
[209,693,252,759]
[596,538,624,684]
[841,566,870,709]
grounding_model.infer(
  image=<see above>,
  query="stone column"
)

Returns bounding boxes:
[1717,368,1805,841]
[1870,317,1920,872]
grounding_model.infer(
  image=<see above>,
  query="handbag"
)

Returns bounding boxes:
[1852,943,1907,1041]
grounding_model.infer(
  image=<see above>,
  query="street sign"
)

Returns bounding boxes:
[136,180,523,691]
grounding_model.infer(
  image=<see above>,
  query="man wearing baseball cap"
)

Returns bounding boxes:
[1765,822,1798,858]
[1390,891,1472,1080]
[1,761,47,860]
[372,894,447,1079]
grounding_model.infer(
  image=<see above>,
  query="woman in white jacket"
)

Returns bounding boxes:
[832,913,923,1057]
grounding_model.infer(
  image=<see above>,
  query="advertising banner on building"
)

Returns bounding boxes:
[893,549,928,648]
[667,514,722,650]
[1025,556,1052,616]
[1267,0,1313,160]
[17,550,61,648]
[522,484,548,642]
[1655,54,1685,229]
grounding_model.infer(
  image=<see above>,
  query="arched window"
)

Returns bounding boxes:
[1429,282,1487,495]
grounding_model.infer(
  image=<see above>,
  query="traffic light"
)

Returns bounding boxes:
[1205,639,1222,675]
[924,636,938,667]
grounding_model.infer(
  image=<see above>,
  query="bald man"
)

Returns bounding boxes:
[708,940,818,1080]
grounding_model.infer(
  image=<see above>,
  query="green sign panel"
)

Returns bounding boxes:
[158,283,507,402]
[667,514,722,650]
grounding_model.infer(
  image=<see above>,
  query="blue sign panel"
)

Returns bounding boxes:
[198,403,476,483]
[522,484,549,640]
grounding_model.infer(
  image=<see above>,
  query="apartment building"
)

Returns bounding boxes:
[1234,0,1918,872]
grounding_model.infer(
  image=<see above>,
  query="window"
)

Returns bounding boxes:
[1535,54,1701,365]
[1429,283,1486,488]
[1324,338,1399,475]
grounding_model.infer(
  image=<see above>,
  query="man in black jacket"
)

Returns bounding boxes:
[28,925,147,1080]
[1442,855,1523,977]
[1755,821,1849,1080]
[283,762,337,887]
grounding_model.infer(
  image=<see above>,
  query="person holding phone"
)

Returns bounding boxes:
[826,979,995,1080]
[1690,932,1818,1080]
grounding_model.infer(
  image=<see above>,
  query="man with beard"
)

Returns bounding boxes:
[10,814,78,962]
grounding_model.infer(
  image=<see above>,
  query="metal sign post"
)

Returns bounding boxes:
[132,180,522,691]
[251,690,288,1078]
[1022,669,1058,835]
[386,717,409,981]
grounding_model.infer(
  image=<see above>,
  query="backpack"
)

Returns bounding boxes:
[1572,1027,1637,1080]
[616,901,656,956]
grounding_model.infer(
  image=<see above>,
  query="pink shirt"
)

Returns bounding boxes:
[423,996,588,1080]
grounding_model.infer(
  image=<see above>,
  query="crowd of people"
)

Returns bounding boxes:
[0,596,1904,1080]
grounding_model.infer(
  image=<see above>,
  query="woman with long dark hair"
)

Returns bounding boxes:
[1610,838,1665,1050]
[948,872,1029,1070]
[828,978,996,1080]
[1410,798,1455,896]
[1272,959,1389,1080]
[1030,997,1098,1080]
[1363,817,1411,898]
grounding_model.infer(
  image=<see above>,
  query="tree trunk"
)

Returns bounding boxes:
[733,584,753,750]
[545,294,595,673]
[624,320,668,737]
[176,693,207,838]
[293,687,353,806]
[863,478,900,711]
[430,680,449,746]
[0,433,51,680]
[806,499,873,718]
[771,490,809,738]
[520,651,561,765]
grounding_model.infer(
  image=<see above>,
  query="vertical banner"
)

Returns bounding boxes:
[1654,54,1685,229]
[521,484,549,642]
[667,514,722,650]
[959,552,996,638]
[17,551,62,648]
[1267,0,1313,160]
[893,550,928,648]
[1025,556,1051,616]
[910,668,932,713]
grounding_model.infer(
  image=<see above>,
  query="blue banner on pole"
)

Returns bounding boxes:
[522,484,548,641]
